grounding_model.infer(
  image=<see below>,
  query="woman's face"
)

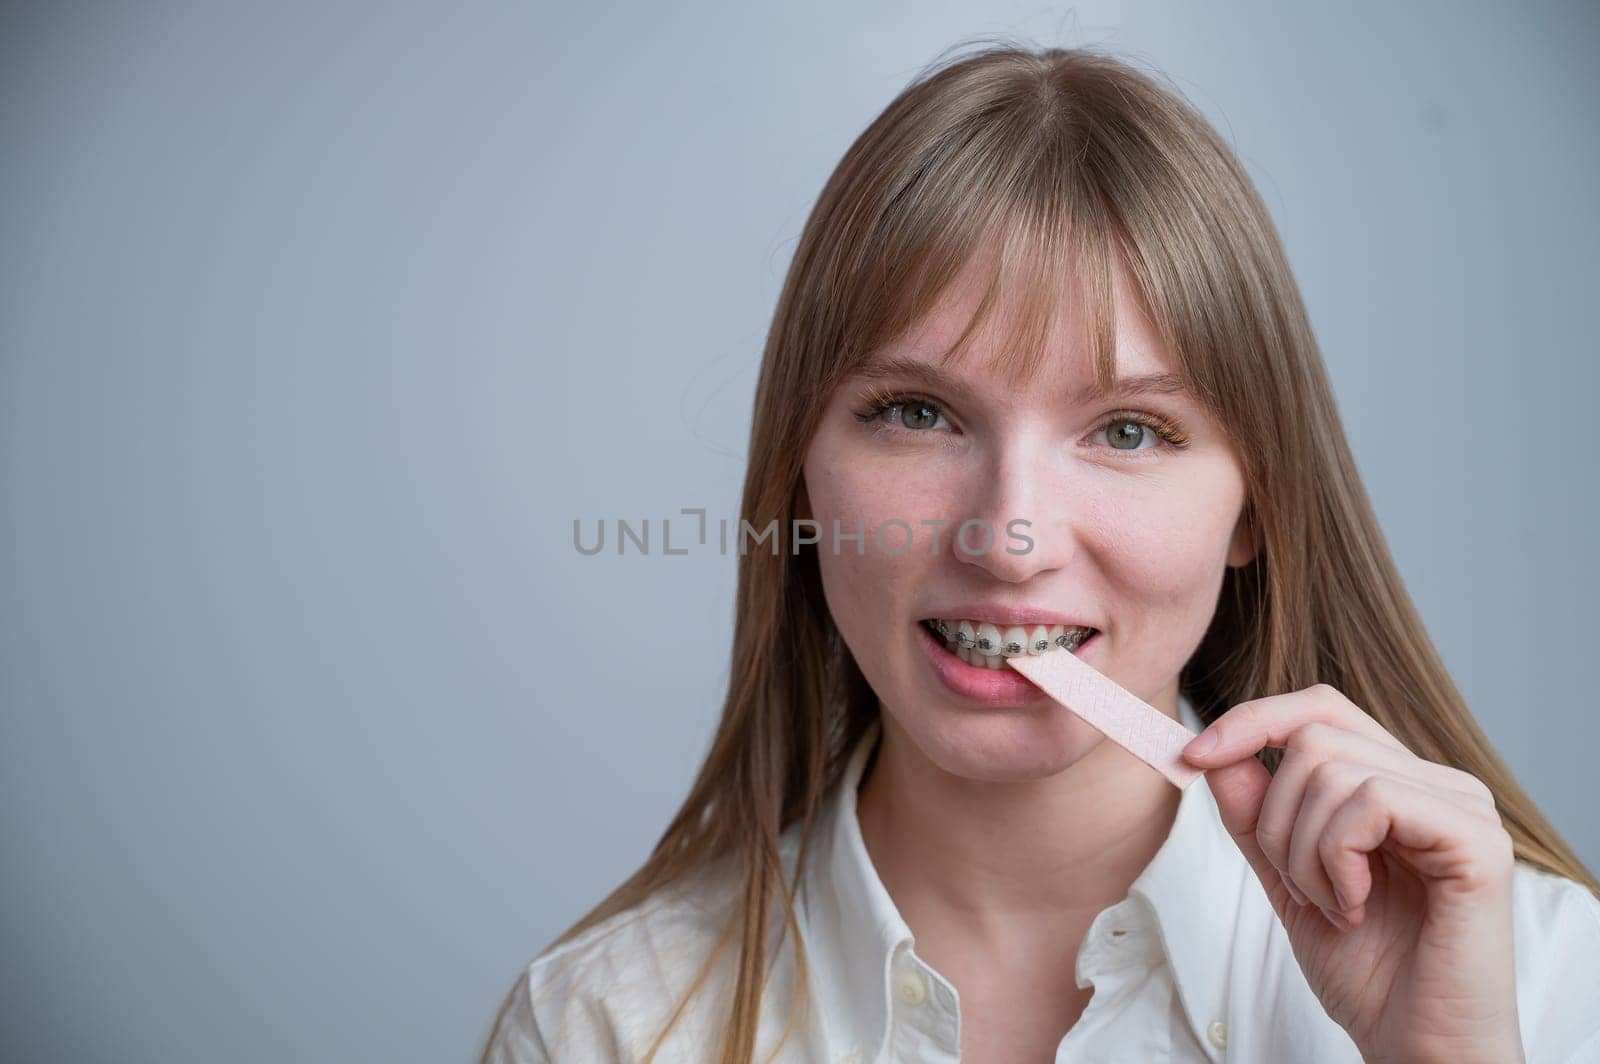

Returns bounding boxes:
[800,258,1257,781]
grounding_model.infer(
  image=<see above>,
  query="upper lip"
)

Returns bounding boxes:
[921,603,1099,629]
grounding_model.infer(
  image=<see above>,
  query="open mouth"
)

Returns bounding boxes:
[919,617,1098,670]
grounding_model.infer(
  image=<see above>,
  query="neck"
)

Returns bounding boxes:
[855,688,1185,941]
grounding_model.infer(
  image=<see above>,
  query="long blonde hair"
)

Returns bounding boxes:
[482,39,1599,1064]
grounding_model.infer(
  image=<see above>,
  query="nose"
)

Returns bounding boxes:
[953,436,1077,583]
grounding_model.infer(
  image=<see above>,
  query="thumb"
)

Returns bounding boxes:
[1201,755,1293,914]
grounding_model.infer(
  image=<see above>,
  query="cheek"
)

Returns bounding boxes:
[802,435,961,661]
[803,458,926,622]
[810,476,950,544]
[1083,469,1244,611]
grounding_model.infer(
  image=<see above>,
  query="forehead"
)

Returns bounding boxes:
[878,248,1177,397]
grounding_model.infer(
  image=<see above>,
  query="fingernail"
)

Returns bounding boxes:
[1319,906,1353,932]
[1185,729,1218,758]
[1279,871,1307,906]
[1333,885,1350,911]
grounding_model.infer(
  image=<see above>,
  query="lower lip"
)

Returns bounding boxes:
[916,621,1100,707]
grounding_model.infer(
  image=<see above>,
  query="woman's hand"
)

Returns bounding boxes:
[1180,683,1523,1064]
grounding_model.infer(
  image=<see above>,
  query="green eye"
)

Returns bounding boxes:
[852,390,952,433]
[901,401,940,430]
[1106,420,1148,450]
[1097,411,1190,453]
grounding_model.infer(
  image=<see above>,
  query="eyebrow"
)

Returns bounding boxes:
[851,355,1192,404]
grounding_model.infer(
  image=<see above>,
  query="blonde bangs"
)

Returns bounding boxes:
[832,82,1125,397]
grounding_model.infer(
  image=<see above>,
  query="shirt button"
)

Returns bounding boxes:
[895,968,928,1006]
[1206,1019,1228,1049]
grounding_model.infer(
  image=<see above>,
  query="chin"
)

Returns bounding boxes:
[896,707,1110,783]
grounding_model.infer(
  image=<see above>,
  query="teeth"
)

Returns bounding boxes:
[927,617,1094,660]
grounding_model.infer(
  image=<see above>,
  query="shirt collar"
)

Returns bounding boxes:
[795,693,1249,1059]
[1126,696,1249,1044]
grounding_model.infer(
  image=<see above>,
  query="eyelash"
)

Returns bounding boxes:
[849,386,1192,453]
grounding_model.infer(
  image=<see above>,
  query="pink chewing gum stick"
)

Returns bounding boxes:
[1005,650,1203,790]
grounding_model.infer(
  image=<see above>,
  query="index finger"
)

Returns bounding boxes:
[1181,683,1406,766]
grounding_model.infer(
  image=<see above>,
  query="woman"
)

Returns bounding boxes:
[482,43,1600,1063]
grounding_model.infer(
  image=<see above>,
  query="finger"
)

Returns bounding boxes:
[1257,724,1498,878]
[1318,774,1517,925]
[1182,683,1407,767]
[1254,744,1315,877]
[1280,722,1499,808]
[1201,751,1299,919]
[1286,759,1391,918]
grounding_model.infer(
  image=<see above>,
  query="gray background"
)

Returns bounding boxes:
[2,2,1595,1061]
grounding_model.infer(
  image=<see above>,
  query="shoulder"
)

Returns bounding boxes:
[481,857,762,1063]
[1509,860,1600,966]
[1508,861,1600,1062]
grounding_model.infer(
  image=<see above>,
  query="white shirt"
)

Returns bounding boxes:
[485,696,1600,1062]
